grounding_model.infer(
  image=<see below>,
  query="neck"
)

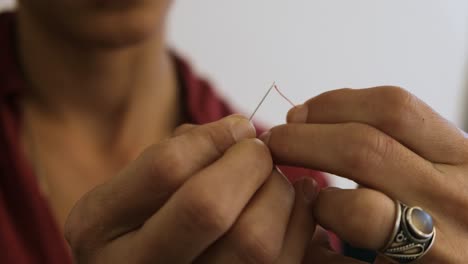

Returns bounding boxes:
[17,9,180,160]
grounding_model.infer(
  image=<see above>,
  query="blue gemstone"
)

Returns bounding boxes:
[410,208,433,236]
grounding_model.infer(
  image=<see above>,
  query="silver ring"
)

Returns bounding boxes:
[380,201,436,263]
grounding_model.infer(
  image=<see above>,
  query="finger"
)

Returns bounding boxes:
[373,252,440,264]
[304,246,367,264]
[310,226,333,250]
[172,123,198,136]
[262,123,441,204]
[373,255,400,264]
[317,188,448,264]
[127,139,273,263]
[65,115,255,246]
[309,189,447,264]
[313,187,396,251]
[287,87,468,164]
[275,177,319,264]
[196,170,298,263]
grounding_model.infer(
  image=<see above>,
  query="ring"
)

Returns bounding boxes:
[380,201,436,263]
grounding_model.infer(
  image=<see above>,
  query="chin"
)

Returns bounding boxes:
[77,7,167,49]
[20,0,171,49]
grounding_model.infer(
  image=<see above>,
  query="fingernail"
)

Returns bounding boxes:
[259,131,271,145]
[287,104,308,123]
[301,177,318,203]
[231,117,256,141]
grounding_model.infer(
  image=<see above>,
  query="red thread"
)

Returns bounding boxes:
[249,82,297,121]
[273,84,296,107]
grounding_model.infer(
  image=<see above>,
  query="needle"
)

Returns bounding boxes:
[249,82,276,121]
[249,82,296,121]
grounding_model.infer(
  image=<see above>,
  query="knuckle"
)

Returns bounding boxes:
[459,137,468,161]
[204,122,235,155]
[436,170,468,222]
[316,88,353,101]
[239,138,271,159]
[453,134,468,163]
[380,86,412,106]
[147,142,186,189]
[191,119,238,157]
[344,189,393,248]
[180,190,234,235]
[233,227,281,264]
[157,140,188,168]
[343,124,393,173]
[128,141,188,203]
[64,194,100,261]
[64,210,82,247]
[269,125,297,156]
[234,139,273,170]
[236,139,273,171]
[173,123,195,136]
[378,86,417,131]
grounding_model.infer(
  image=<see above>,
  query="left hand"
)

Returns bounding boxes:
[261,86,468,263]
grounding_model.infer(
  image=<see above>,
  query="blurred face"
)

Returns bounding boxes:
[18,0,172,48]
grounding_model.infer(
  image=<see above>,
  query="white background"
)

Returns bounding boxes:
[2,0,467,188]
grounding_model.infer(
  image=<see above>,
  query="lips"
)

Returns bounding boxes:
[92,0,142,9]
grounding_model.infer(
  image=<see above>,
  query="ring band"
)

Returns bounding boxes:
[380,201,436,263]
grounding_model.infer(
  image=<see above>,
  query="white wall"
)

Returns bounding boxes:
[0,0,11,9]
[168,1,468,124]
[167,0,468,188]
[2,1,467,187]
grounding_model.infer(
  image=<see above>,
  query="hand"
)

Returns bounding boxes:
[261,87,468,263]
[302,226,368,264]
[64,115,319,263]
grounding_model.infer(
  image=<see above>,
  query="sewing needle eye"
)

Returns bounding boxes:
[249,82,296,121]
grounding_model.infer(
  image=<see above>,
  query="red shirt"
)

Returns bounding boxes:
[0,12,326,263]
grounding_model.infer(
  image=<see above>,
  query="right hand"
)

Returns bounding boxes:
[64,115,319,263]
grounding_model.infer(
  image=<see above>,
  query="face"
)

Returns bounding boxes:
[18,0,172,48]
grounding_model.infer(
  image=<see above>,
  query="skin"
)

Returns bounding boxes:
[66,115,325,263]
[14,0,461,263]
[16,0,356,262]
[263,86,468,263]
[18,0,177,229]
